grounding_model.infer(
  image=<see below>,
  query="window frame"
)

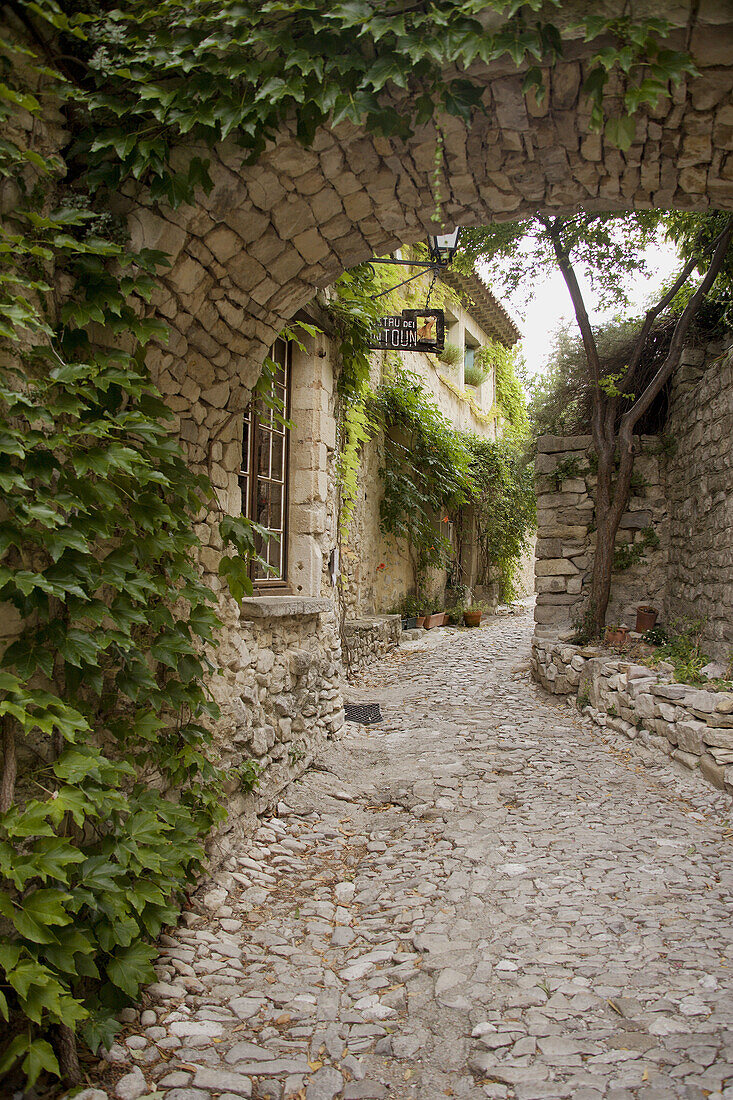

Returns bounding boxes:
[239,339,292,591]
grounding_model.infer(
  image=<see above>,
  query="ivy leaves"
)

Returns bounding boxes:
[581,17,697,149]
[373,369,473,588]
[0,17,230,1090]
[57,1,696,207]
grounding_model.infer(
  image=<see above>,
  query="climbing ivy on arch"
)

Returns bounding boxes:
[60,0,698,206]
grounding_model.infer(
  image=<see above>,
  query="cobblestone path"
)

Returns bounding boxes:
[99,612,733,1100]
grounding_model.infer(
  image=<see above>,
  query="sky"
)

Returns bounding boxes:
[486,235,681,380]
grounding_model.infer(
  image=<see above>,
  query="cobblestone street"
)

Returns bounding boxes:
[101,612,733,1100]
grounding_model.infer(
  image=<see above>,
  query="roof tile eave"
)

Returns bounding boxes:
[440,269,521,348]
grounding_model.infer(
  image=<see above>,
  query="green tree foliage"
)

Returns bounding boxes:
[466,209,733,634]
[457,213,661,310]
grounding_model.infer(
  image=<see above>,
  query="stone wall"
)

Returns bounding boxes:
[532,337,733,659]
[665,340,733,660]
[534,434,668,637]
[342,615,402,678]
[187,324,348,853]
[531,636,733,797]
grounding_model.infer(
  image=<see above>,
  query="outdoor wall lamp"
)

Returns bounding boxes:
[426,228,461,266]
[367,228,462,299]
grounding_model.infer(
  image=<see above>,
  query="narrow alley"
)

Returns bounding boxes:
[102,612,733,1100]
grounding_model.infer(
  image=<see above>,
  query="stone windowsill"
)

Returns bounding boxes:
[239,595,333,620]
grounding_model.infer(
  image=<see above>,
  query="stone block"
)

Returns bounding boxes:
[703,728,733,750]
[536,576,568,594]
[684,689,716,714]
[535,434,592,454]
[534,605,571,626]
[535,559,578,577]
[675,718,706,755]
[700,752,726,790]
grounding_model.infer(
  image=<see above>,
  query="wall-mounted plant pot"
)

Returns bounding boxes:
[635,606,658,633]
[401,616,418,631]
[463,610,482,627]
[424,613,444,630]
[416,615,426,628]
[605,626,630,646]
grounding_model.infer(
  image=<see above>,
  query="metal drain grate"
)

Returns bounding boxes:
[345,703,383,725]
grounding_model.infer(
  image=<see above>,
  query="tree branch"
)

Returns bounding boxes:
[622,215,733,435]
[541,215,607,448]
[541,216,602,385]
[624,252,701,383]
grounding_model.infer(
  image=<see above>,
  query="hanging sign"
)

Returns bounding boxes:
[368,309,445,353]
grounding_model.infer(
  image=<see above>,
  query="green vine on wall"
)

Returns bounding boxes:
[372,369,535,601]
[0,9,233,1090]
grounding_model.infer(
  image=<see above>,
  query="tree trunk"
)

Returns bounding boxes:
[56,1023,81,1085]
[589,419,637,636]
[0,716,16,813]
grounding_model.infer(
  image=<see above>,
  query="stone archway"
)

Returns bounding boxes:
[115,1,733,827]
[126,1,733,452]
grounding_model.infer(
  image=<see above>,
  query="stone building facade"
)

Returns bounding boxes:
[532,336,732,662]
[343,269,520,624]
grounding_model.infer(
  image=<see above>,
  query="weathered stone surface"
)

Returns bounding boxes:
[532,635,733,796]
[84,611,733,1100]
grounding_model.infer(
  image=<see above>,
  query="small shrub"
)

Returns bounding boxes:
[645,618,710,685]
[464,361,489,387]
[613,526,660,571]
[642,626,668,646]
[438,343,462,368]
[551,454,585,489]
[236,759,262,792]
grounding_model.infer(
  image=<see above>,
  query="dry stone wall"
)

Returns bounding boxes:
[534,434,668,637]
[532,637,733,797]
[342,615,402,678]
[532,336,733,659]
[665,341,733,660]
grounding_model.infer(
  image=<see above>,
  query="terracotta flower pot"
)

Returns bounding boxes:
[635,606,658,633]
[441,612,450,626]
[463,609,482,627]
[605,626,629,646]
[416,615,426,628]
[424,613,444,629]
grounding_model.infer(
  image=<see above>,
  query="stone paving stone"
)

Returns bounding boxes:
[86,610,733,1100]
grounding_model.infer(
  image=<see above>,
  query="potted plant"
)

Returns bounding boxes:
[605,624,630,646]
[399,594,420,631]
[424,603,445,629]
[463,602,484,627]
[447,602,465,625]
[636,605,658,633]
[438,343,462,370]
